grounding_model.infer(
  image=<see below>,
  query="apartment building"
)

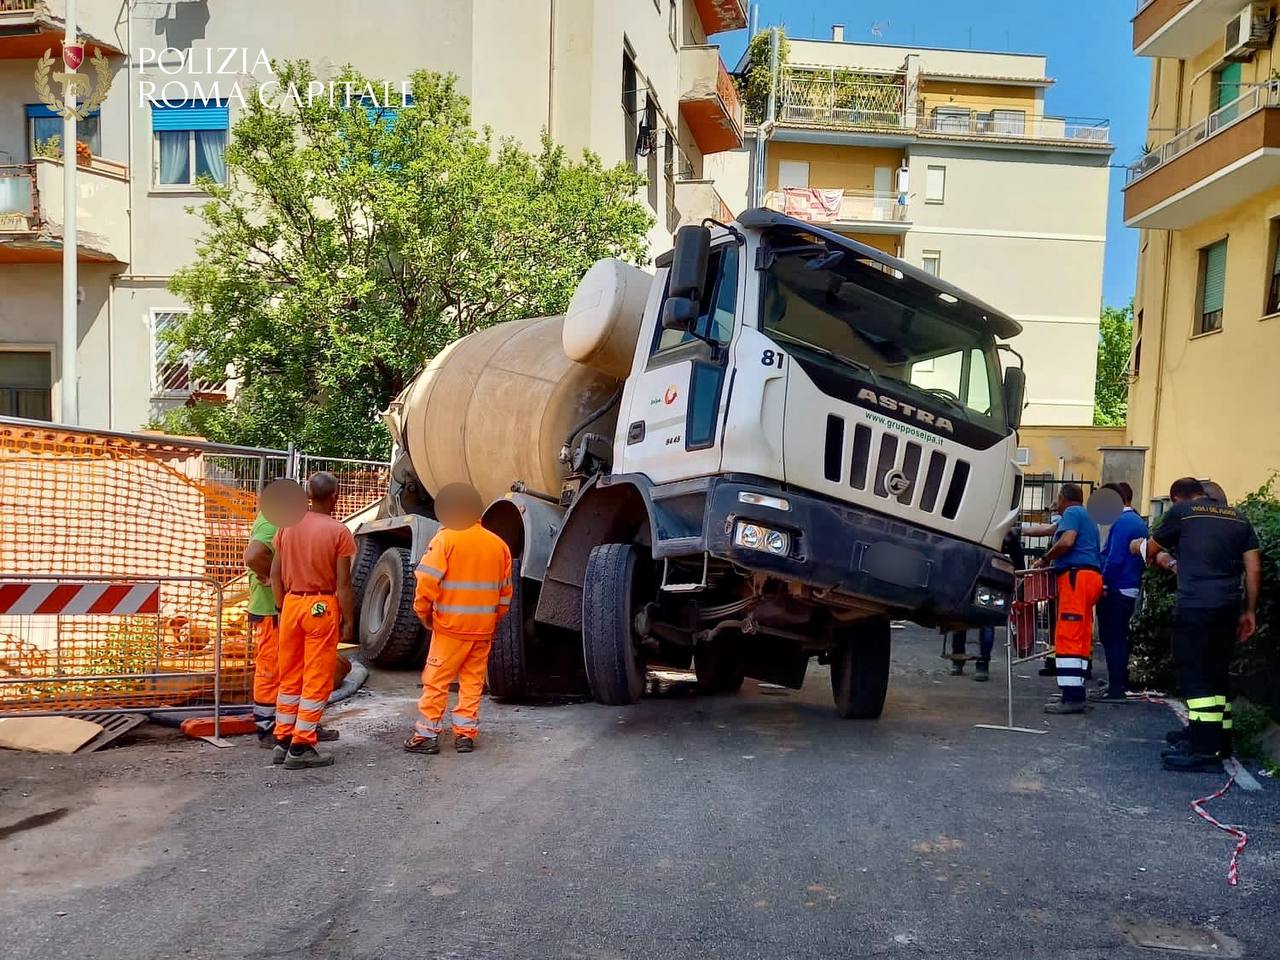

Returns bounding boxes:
[745,28,1113,426]
[0,0,745,431]
[1125,0,1280,501]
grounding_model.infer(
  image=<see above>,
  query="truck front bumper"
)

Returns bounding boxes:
[703,478,1013,628]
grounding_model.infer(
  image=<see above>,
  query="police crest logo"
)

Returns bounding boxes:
[34,42,113,121]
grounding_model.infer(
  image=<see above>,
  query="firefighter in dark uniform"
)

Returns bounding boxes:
[1146,477,1261,772]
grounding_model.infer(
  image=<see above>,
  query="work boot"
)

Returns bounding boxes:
[1044,699,1086,715]
[973,661,990,682]
[1166,727,1189,747]
[257,722,276,747]
[455,735,475,754]
[403,734,439,755]
[317,726,340,742]
[1162,751,1222,773]
[271,738,291,765]
[283,745,334,769]
[1088,689,1128,703]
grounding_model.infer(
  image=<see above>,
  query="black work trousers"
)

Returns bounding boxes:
[1170,605,1236,757]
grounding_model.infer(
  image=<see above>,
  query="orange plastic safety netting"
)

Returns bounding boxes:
[0,422,287,713]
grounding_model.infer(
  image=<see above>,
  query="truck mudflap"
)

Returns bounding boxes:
[704,478,1013,628]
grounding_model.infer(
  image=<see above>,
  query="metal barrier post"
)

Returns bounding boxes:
[976,568,1049,736]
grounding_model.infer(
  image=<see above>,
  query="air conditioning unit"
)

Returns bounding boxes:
[1224,3,1273,61]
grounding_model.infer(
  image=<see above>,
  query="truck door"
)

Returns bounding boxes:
[614,240,740,483]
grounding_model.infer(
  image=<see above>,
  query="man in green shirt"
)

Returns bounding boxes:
[244,512,280,745]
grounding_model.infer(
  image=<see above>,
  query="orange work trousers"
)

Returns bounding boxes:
[251,615,279,734]
[275,593,340,747]
[416,630,493,740]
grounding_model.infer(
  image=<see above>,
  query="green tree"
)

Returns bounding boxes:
[1093,300,1133,426]
[159,62,652,457]
[737,28,790,126]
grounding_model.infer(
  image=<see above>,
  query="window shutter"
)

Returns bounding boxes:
[1201,241,1227,314]
[151,100,228,131]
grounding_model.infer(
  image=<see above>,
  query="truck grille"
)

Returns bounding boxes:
[822,415,970,521]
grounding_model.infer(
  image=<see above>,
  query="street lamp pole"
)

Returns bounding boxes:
[60,0,79,424]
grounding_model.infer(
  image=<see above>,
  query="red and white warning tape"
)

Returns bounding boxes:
[0,581,161,616]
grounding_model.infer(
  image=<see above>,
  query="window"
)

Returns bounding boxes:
[1196,239,1227,335]
[27,104,100,159]
[653,242,739,355]
[623,49,639,170]
[1214,62,1243,111]
[644,95,659,211]
[151,309,225,397]
[907,348,993,416]
[668,0,678,47]
[1015,447,1031,466]
[1267,221,1280,316]
[0,350,52,420]
[778,160,810,189]
[152,100,228,186]
[921,250,941,277]
[925,165,946,203]
[990,109,1026,136]
[1132,308,1143,378]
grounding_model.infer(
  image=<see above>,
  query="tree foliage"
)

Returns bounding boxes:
[160,62,652,457]
[738,28,790,126]
[1093,301,1132,426]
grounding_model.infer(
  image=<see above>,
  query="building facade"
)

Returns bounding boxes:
[746,29,1113,426]
[1125,0,1280,502]
[0,0,745,431]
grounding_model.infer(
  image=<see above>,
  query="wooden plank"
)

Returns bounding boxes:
[0,716,103,754]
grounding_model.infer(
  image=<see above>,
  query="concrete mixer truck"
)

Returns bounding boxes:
[351,208,1027,718]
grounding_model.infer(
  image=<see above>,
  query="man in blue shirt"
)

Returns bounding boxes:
[1033,483,1102,714]
[1092,482,1147,703]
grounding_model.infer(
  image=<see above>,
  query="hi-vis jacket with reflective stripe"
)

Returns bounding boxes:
[413,524,514,639]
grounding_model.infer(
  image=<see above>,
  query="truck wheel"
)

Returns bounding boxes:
[351,537,380,613]
[694,641,746,694]
[359,547,424,668]
[488,558,529,702]
[830,617,891,719]
[582,543,646,705]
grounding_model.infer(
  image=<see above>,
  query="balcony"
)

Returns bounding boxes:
[917,110,1111,147]
[679,46,744,155]
[764,187,910,234]
[692,0,747,36]
[778,70,910,136]
[1124,83,1280,229]
[0,156,129,262]
[0,0,123,58]
[673,178,734,229]
[1132,0,1247,58]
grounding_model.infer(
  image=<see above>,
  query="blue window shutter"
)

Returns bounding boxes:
[26,103,99,120]
[151,100,229,131]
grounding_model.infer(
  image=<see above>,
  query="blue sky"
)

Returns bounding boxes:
[718,2,1150,309]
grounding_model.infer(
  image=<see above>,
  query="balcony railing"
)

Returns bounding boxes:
[679,45,744,153]
[918,111,1111,144]
[779,70,909,131]
[0,1,38,12]
[0,165,38,233]
[1127,83,1280,184]
[764,187,909,226]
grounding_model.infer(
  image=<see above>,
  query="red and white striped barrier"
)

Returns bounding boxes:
[0,581,161,616]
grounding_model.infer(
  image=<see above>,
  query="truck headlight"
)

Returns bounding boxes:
[735,521,790,556]
[973,585,1009,611]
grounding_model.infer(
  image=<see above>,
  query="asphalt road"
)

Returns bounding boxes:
[2,625,1277,960]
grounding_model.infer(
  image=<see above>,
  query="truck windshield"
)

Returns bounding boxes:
[759,237,1007,436]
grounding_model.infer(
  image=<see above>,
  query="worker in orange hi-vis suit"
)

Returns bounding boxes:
[270,472,357,770]
[404,483,513,756]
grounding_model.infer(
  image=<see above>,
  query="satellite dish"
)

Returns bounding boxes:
[1086,486,1123,526]
[260,478,308,528]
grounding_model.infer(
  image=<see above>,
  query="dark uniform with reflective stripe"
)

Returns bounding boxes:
[1154,498,1259,758]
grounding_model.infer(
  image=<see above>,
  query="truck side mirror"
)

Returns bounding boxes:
[662,225,711,333]
[1003,366,1026,431]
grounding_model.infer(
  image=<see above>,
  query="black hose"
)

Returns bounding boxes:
[562,384,624,452]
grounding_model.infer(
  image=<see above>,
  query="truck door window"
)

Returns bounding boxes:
[652,242,739,356]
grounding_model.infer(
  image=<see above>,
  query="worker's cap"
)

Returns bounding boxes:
[260,478,308,528]
[435,482,483,530]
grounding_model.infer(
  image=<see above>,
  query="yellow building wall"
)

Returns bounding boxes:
[919,81,1040,118]
[1128,183,1280,501]
[766,143,905,192]
[1018,426,1127,481]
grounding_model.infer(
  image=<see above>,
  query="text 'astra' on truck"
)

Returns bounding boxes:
[352,209,1027,719]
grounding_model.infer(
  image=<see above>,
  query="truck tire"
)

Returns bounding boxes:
[694,641,746,694]
[488,559,529,702]
[359,547,424,668]
[582,543,646,705]
[830,617,891,719]
[351,537,380,613]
